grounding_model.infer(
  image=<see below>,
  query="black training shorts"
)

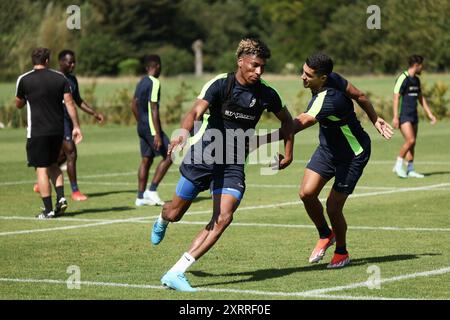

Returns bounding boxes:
[26,135,63,167]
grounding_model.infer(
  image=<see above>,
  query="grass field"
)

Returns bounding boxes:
[0,120,449,300]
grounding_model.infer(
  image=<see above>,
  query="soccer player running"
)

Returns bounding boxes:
[256,53,392,268]
[392,55,437,178]
[131,55,172,206]
[150,38,294,291]
[16,48,83,218]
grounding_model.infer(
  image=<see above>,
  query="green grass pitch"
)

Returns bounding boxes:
[0,120,449,300]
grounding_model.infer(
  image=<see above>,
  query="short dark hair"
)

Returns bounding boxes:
[236,38,271,60]
[58,49,75,61]
[31,48,50,65]
[144,54,161,69]
[305,53,334,76]
[408,55,424,67]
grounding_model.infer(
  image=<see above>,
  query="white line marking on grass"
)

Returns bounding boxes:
[1,183,448,236]
[2,159,449,186]
[2,216,449,232]
[175,221,450,232]
[300,267,450,296]
[0,217,146,236]
[2,266,449,299]
[292,160,450,165]
[0,278,163,290]
[77,180,399,190]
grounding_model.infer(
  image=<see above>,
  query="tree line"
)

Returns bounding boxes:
[1,0,449,80]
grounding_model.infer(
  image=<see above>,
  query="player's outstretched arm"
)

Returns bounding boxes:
[167,99,209,157]
[274,107,294,170]
[249,112,316,153]
[347,82,393,139]
[79,100,104,123]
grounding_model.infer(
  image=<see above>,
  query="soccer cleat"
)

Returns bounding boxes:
[135,198,156,206]
[36,209,55,220]
[161,272,197,292]
[33,183,40,193]
[394,166,408,178]
[309,231,336,263]
[71,191,88,201]
[144,190,165,206]
[151,219,168,245]
[54,197,68,217]
[407,171,424,178]
[327,253,350,269]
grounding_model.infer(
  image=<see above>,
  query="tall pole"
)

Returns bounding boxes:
[192,39,203,77]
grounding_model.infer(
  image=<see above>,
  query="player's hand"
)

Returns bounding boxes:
[270,153,292,171]
[94,112,104,124]
[72,127,83,144]
[430,114,437,125]
[375,117,393,140]
[167,135,187,157]
[153,134,162,151]
[392,117,399,129]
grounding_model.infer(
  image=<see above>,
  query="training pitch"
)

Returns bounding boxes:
[0,121,449,300]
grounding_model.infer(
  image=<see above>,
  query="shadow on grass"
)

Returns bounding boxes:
[63,206,135,216]
[191,253,441,287]
[423,171,450,177]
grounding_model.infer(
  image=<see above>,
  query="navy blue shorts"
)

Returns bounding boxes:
[139,131,170,158]
[179,163,246,201]
[63,117,73,141]
[306,145,371,194]
[400,114,418,125]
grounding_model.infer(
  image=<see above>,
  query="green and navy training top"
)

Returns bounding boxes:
[393,71,421,119]
[305,87,370,160]
[134,75,161,136]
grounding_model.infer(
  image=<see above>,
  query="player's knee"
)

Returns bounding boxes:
[141,157,152,166]
[66,150,77,162]
[217,213,233,228]
[405,137,416,146]
[299,189,316,202]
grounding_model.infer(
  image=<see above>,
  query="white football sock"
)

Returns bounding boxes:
[168,252,196,274]
[158,213,169,226]
[395,157,404,169]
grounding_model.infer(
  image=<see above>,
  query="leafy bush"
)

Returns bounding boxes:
[0,105,27,128]
[77,34,125,76]
[161,81,196,125]
[422,81,449,119]
[118,58,140,76]
[155,45,193,76]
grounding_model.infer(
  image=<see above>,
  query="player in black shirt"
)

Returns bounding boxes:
[150,38,295,291]
[16,48,83,219]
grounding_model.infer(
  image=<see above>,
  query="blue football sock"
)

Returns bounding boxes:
[70,182,79,193]
[149,182,158,191]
